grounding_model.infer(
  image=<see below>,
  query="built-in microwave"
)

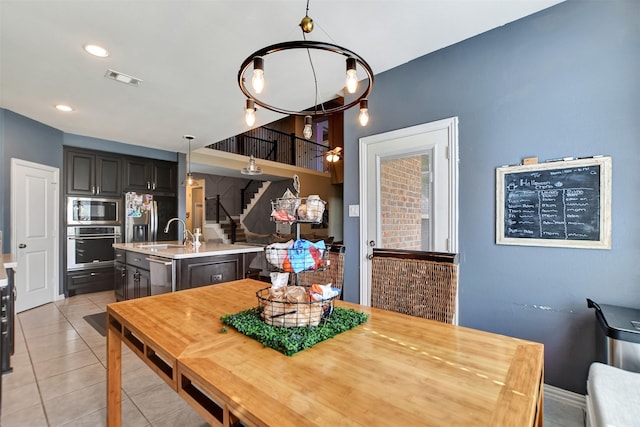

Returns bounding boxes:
[67,197,121,225]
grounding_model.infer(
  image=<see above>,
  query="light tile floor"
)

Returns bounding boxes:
[2,291,207,427]
[1,290,585,426]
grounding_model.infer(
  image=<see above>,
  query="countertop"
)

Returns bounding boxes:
[2,253,18,269]
[113,241,263,259]
[1,253,17,288]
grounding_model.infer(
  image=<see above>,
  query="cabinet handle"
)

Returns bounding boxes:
[147,181,151,190]
[96,185,100,195]
[152,182,156,190]
[92,185,96,195]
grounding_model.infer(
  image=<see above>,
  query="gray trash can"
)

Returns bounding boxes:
[588,298,640,372]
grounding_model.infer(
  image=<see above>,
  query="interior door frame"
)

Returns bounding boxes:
[358,117,459,307]
[11,158,61,308]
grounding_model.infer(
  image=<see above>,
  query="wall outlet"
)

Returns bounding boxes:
[348,205,360,217]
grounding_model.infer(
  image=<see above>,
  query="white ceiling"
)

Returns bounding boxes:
[0,0,563,155]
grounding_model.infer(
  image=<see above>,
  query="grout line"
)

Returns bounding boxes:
[16,312,52,426]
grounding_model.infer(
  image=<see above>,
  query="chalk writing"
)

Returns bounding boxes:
[503,165,600,241]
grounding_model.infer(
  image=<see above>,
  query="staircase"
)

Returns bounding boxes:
[240,181,271,231]
[220,216,246,243]
[215,181,271,244]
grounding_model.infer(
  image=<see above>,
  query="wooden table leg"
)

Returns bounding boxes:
[107,316,122,427]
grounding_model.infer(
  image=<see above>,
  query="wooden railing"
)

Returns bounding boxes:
[206,127,329,172]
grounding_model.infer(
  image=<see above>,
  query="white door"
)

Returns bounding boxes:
[11,159,59,313]
[359,117,459,307]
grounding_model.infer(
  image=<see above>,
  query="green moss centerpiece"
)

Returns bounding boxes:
[220,307,368,356]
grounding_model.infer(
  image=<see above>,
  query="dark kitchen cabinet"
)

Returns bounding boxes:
[65,149,121,196]
[66,266,115,297]
[114,261,127,301]
[176,254,243,290]
[124,158,177,194]
[123,251,151,299]
[125,267,151,299]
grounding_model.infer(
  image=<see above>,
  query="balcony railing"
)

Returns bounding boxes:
[206,127,329,172]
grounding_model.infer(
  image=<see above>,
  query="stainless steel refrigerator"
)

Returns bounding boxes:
[124,192,178,243]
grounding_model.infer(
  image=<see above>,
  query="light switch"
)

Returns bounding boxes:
[348,205,360,217]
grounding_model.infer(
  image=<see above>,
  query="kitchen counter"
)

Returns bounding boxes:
[113,241,263,259]
[113,242,265,298]
[0,254,16,288]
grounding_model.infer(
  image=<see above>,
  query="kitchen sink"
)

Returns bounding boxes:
[138,243,186,249]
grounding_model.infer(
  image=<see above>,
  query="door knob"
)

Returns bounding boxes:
[18,243,27,249]
[367,254,374,260]
[369,240,376,247]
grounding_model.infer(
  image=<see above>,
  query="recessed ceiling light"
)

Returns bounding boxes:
[105,69,142,86]
[83,44,109,58]
[55,104,73,112]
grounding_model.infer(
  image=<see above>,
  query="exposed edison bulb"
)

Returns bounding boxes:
[303,115,313,140]
[251,57,264,94]
[245,99,256,126]
[359,99,369,126]
[346,57,358,94]
[186,172,194,186]
[252,69,264,93]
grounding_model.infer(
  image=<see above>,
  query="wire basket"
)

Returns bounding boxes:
[265,242,328,273]
[257,286,339,327]
[271,196,325,223]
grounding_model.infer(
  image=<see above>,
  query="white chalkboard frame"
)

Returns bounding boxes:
[496,156,612,249]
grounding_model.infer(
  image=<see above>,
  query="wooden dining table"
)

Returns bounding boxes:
[106,279,544,426]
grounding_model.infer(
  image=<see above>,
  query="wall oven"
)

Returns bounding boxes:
[67,197,120,225]
[67,226,121,270]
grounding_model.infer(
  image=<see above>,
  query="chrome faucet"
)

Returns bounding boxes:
[164,218,193,245]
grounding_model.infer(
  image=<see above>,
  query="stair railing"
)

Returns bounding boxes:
[213,195,237,243]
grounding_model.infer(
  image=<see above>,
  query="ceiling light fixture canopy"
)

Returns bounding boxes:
[238,0,373,139]
[184,135,195,186]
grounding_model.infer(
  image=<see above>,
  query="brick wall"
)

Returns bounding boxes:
[380,156,422,249]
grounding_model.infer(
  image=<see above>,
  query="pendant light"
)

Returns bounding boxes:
[251,57,264,94]
[237,0,373,138]
[358,99,369,126]
[303,115,313,140]
[241,155,263,175]
[345,57,358,94]
[184,135,195,185]
[245,99,256,126]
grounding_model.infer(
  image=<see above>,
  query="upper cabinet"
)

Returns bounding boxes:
[65,149,122,197]
[124,158,177,194]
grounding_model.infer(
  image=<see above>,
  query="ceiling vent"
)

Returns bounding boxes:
[104,69,142,86]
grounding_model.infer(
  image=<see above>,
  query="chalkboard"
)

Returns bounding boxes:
[496,157,611,249]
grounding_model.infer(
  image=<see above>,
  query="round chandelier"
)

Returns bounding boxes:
[238,0,373,139]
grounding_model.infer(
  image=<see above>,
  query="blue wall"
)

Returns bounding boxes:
[343,0,640,393]
[0,110,182,253]
[1,110,64,253]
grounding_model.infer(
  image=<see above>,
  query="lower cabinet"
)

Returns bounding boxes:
[114,261,126,301]
[176,254,243,290]
[125,267,151,300]
[114,251,152,301]
[67,267,114,297]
